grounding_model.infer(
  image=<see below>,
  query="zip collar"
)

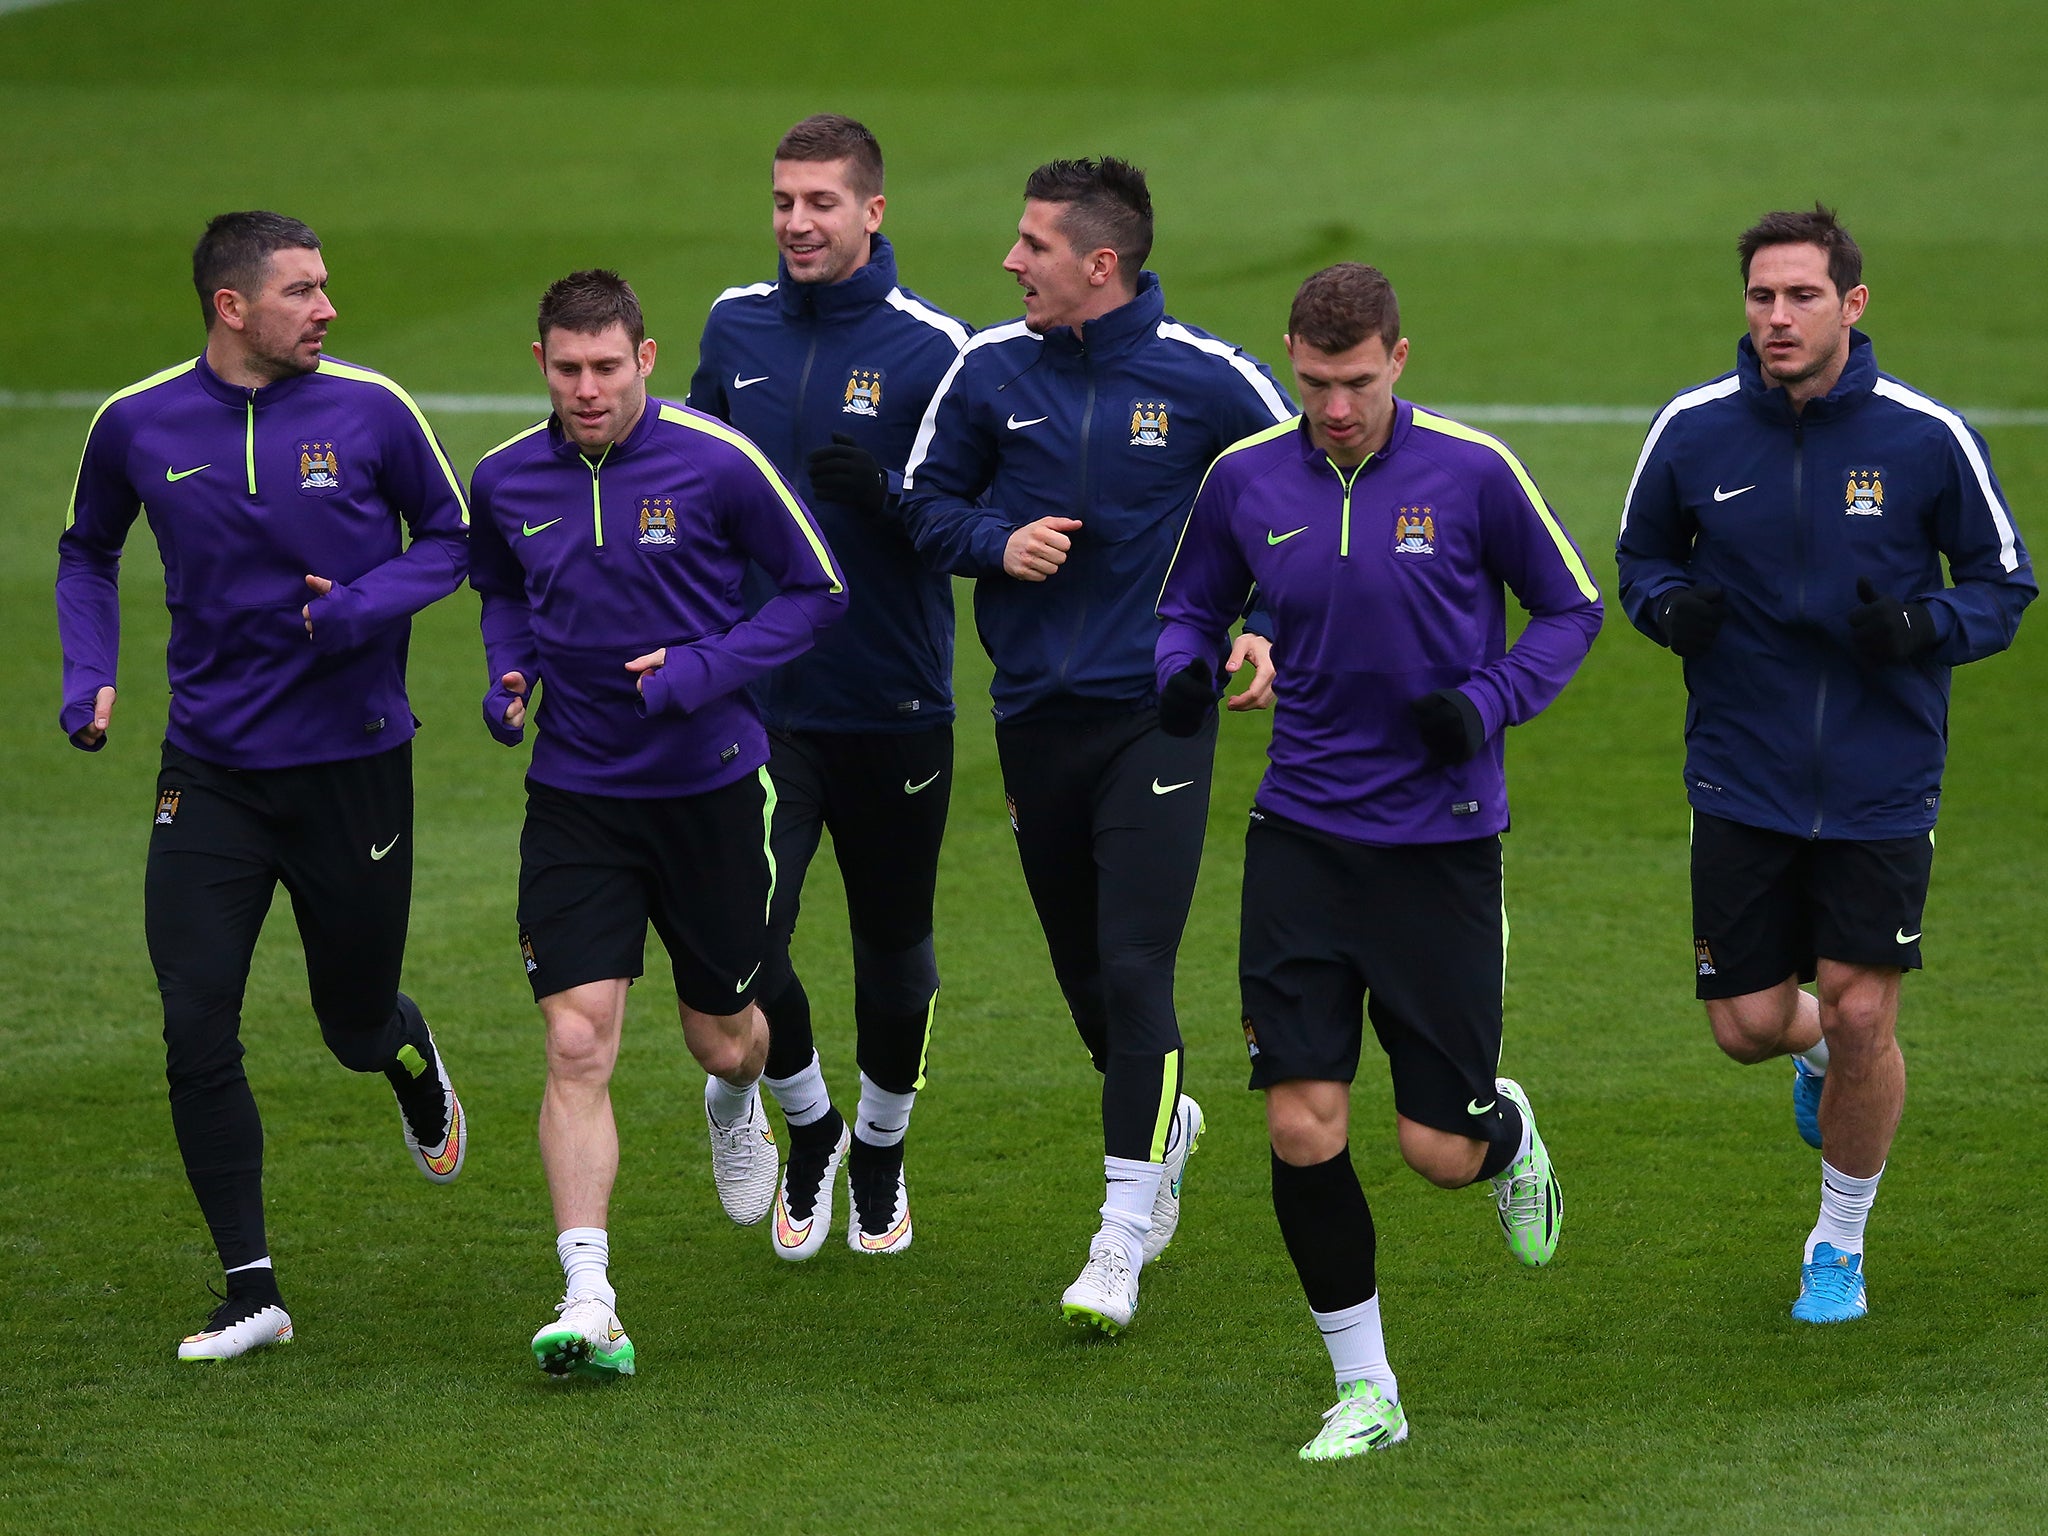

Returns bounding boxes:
[1737,327,1877,424]
[194,350,321,409]
[1294,396,1414,470]
[547,391,668,463]
[1036,271,1167,362]
[775,234,901,323]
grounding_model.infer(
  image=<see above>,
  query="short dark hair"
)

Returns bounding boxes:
[1288,263,1401,354]
[536,269,645,348]
[192,211,321,328]
[1739,204,1863,296]
[775,113,885,200]
[1023,157,1153,279]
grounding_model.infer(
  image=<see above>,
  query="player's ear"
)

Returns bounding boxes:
[1842,283,1869,325]
[637,337,657,376]
[865,193,886,233]
[530,339,547,375]
[213,288,246,333]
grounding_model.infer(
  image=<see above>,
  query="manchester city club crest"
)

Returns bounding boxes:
[1844,467,1885,516]
[298,441,341,494]
[1393,506,1436,557]
[638,497,678,547]
[843,368,884,417]
[1129,399,1170,448]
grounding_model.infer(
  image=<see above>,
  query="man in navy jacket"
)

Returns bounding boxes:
[902,157,1293,1334]
[687,115,968,1262]
[1617,206,2033,1325]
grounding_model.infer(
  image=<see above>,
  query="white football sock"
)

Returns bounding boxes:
[1100,1155,1162,1272]
[1797,1037,1831,1074]
[1313,1292,1397,1401]
[854,1074,916,1148]
[704,1070,760,1129]
[1806,1160,1882,1260]
[765,1051,833,1128]
[556,1226,614,1306]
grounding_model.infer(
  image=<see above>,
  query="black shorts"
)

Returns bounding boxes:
[1239,807,1505,1137]
[517,771,773,1014]
[1690,810,1933,999]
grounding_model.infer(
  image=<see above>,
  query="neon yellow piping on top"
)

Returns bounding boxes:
[315,359,472,526]
[1155,415,1300,612]
[479,419,549,464]
[657,404,844,593]
[1410,409,1600,601]
[65,361,200,530]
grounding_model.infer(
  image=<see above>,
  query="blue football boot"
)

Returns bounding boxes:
[1791,1242,1868,1323]
[1792,1058,1824,1150]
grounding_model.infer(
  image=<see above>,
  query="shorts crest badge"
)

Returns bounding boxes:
[843,368,884,417]
[1695,937,1716,978]
[1129,399,1170,448]
[1845,468,1884,516]
[638,497,678,547]
[1393,507,1436,557]
[298,442,341,495]
[155,788,182,826]
[1241,1016,1261,1060]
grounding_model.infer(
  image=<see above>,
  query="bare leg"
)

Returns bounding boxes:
[1813,959,1904,1179]
[538,979,629,1231]
[683,1001,768,1084]
[1705,975,1823,1064]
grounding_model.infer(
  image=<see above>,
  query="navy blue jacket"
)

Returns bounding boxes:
[1617,330,2034,839]
[900,271,1293,721]
[687,235,968,733]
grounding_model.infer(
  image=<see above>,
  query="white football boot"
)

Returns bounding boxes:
[1142,1095,1204,1264]
[177,1296,294,1361]
[704,1077,778,1226]
[1061,1234,1139,1335]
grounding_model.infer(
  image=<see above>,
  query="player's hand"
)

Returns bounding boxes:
[302,574,334,637]
[500,671,528,729]
[1657,582,1726,658]
[1004,517,1083,581]
[71,686,116,750]
[806,432,887,517]
[1848,576,1937,663]
[626,649,666,694]
[1223,632,1276,712]
[1157,660,1216,737]
[1412,687,1486,764]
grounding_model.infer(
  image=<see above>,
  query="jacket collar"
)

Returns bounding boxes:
[548,391,666,463]
[775,234,900,322]
[1737,327,1877,423]
[1294,396,1415,470]
[195,350,319,408]
[1037,270,1166,361]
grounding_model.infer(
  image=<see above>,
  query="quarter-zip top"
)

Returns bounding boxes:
[900,270,1296,722]
[1617,330,2035,839]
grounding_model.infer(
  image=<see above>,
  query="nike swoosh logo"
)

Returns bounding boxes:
[370,835,401,861]
[1896,928,1921,944]
[165,464,211,482]
[1267,526,1309,545]
[1713,484,1755,502]
[521,518,563,537]
[733,374,769,389]
[605,1324,626,1343]
[904,771,941,794]
[1006,413,1049,430]
[736,961,762,991]
[1467,1098,1496,1115]
[1151,779,1194,795]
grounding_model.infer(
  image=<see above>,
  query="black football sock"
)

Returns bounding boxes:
[380,993,446,1146]
[788,1102,846,1154]
[1473,1096,1526,1183]
[761,971,815,1082]
[222,1258,283,1310]
[1272,1146,1377,1314]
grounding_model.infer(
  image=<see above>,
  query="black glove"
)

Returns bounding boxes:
[805,432,887,516]
[1657,582,1726,658]
[1412,687,1485,764]
[1158,660,1216,738]
[1848,576,1937,663]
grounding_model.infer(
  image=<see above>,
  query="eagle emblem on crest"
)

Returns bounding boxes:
[1393,507,1436,556]
[843,368,883,417]
[1129,400,1169,448]
[298,441,341,494]
[638,497,678,547]
[1845,468,1885,516]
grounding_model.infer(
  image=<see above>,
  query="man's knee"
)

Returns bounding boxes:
[1397,1119,1485,1188]
[545,1008,619,1085]
[1267,1083,1347,1166]
[1819,967,1900,1056]
[683,1007,757,1079]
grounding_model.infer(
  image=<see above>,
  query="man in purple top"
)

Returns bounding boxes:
[1155,263,1601,1460]
[54,210,472,1362]
[468,270,847,1378]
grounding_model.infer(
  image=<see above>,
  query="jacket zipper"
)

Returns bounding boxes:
[1330,455,1371,556]
[588,441,613,549]
[1053,354,1098,692]
[792,317,820,470]
[1792,414,1826,837]
[245,394,258,496]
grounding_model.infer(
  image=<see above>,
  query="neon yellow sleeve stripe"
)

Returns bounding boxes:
[1157,415,1301,610]
[478,419,550,464]
[658,403,844,594]
[1148,1049,1183,1162]
[65,358,199,529]
[1410,409,1599,601]
[316,359,471,526]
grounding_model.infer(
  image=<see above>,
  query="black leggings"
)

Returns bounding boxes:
[147,741,423,1271]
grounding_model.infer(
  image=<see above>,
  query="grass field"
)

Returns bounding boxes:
[3,1,2044,1531]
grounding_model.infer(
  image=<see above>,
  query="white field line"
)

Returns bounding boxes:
[2,389,2044,427]
[0,0,86,15]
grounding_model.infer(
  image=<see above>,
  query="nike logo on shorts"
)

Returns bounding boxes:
[370,835,401,861]
[1467,1098,1496,1115]
[1151,779,1194,795]
[1896,927,1921,944]
[904,771,941,794]
[736,961,762,991]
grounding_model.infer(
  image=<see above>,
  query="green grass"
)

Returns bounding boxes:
[3,1,2045,1530]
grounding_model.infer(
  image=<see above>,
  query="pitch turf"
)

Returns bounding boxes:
[3,1,2044,1530]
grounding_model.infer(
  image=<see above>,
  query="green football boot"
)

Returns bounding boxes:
[1299,1380,1409,1462]
[1490,1078,1561,1267]
[531,1294,636,1378]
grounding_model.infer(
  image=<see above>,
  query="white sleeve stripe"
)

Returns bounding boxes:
[1155,322,1292,423]
[902,321,1038,488]
[1872,378,2021,574]
[711,282,776,307]
[1618,376,1741,535]
[885,288,970,350]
